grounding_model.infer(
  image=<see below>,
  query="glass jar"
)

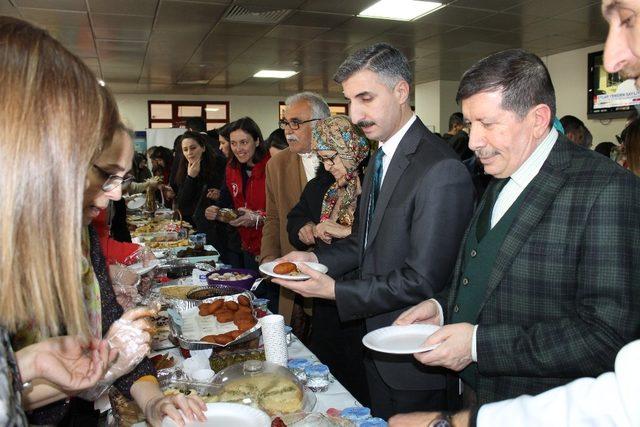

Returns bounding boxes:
[287,358,312,383]
[341,407,371,425]
[304,363,330,392]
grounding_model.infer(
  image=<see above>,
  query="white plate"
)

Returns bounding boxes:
[128,259,161,275]
[362,324,441,354]
[126,196,146,210]
[259,261,328,281]
[161,402,270,427]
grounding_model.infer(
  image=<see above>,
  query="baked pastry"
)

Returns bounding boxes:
[273,262,299,275]
[216,374,303,415]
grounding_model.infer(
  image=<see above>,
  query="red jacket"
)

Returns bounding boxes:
[93,209,140,264]
[225,154,270,256]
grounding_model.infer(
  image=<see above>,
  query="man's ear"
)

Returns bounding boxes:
[530,104,552,139]
[394,80,410,105]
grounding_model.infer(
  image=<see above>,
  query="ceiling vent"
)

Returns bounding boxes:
[221,5,292,24]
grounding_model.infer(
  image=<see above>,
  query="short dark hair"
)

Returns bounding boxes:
[185,117,206,132]
[559,115,585,134]
[594,142,616,158]
[334,42,412,88]
[266,128,288,151]
[227,117,268,168]
[456,49,556,126]
[448,112,464,130]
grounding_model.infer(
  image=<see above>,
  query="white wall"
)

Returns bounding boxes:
[543,44,626,145]
[115,93,344,137]
[415,81,441,133]
[415,80,463,134]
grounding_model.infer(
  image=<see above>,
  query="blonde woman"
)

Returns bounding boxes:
[0,16,119,422]
[0,17,204,426]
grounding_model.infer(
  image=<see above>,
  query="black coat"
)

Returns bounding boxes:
[286,167,335,251]
[176,154,226,226]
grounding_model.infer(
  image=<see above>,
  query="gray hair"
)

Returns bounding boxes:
[333,43,413,89]
[285,92,331,121]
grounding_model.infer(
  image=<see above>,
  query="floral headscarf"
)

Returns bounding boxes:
[313,115,370,226]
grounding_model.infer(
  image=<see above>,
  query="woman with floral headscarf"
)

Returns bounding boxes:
[287,115,370,248]
[286,115,371,406]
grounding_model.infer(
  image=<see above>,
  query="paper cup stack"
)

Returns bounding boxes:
[259,314,288,367]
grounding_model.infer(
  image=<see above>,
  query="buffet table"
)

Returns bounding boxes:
[153,332,359,409]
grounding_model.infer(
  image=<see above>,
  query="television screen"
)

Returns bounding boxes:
[588,50,640,119]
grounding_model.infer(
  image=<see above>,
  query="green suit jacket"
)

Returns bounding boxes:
[441,134,640,404]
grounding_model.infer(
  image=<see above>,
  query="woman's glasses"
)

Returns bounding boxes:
[93,164,133,192]
[317,152,339,166]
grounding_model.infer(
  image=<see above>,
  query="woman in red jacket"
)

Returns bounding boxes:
[222,117,270,270]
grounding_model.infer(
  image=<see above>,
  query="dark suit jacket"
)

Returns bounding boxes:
[441,134,640,403]
[317,117,475,390]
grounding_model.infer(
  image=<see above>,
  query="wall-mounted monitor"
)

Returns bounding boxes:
[588,50,640,119]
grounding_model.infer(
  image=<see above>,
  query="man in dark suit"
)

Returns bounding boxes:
[273,43,475,419]
[442,112,472,161]
[393,49,640,421]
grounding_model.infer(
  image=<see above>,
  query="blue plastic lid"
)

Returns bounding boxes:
[340,406,371,420]
[359,418,387,427]
[304,363,330,376]
[287,358,312,369]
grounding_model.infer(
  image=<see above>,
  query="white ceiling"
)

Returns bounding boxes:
[1,0,607,97]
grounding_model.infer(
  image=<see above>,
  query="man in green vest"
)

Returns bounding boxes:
[391,47,640,417]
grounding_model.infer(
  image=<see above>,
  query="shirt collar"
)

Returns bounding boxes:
[510,127,558,188]
[380,114,417,158]
[298,152,315,159]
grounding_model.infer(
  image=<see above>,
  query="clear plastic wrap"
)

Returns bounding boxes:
[79,307,157,401]
[110,263,142,310]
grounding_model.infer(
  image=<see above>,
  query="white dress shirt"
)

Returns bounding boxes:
[379,114,417,184]
[299,152,319,182]
[477,340,640,427]
[430,127,558,362]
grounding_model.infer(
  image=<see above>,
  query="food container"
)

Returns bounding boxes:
[207,268,258,291]
[154,208,174,220]
[209,348,266,372]
[186,285,247,301]
[169,292,261,351]
[305,363,330,392]
[189,233,207,250]
[217,208,239,222]
[341,407,372,425]
[359,418,388,427]
[287,358,312,383]
[209,360,316,416]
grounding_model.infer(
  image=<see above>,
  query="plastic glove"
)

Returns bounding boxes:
[79,306,157,400]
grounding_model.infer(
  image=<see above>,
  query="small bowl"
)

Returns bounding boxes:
[206,268,258,291]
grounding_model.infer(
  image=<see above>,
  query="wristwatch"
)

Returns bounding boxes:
[430,413,452,427]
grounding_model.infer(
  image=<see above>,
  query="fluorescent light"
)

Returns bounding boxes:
[253,70,298,79]
[98,79,105,86]
[205,107,220,112]
[358,0,443,21]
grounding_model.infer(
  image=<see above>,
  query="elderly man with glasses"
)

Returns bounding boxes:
[259,92,331,326]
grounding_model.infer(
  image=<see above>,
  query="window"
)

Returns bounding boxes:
[148,100,229,130]
[278,102,349,121]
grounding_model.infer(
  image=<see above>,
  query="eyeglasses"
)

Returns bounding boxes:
[317,152,339,166]
[93,164,133,192]
[279,118,321,130]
